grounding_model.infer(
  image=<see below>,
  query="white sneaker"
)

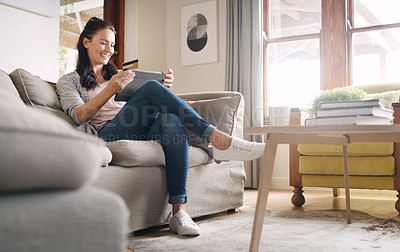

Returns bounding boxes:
[213,137,265,161]
[169,210,200,236]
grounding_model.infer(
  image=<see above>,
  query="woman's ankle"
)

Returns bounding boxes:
[172,203,185,215]
[209,130,232,150]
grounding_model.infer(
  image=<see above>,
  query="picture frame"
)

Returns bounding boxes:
[181,0,218,66]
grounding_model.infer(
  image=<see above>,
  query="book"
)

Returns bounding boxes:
[318,99,382,109]
[114,70,166,101]
[305,115,393,126]
[315,106,393,118]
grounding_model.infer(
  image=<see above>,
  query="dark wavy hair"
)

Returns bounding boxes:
[76,17,118,89]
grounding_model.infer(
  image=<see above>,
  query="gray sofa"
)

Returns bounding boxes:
[0,69,129,251]
[0,68,246,238]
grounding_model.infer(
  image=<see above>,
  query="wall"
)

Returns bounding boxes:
[166,0,226,94]
[0,1,60,82]
[124,0,166,73]
[125,0,226,94]
[125,0,290,189]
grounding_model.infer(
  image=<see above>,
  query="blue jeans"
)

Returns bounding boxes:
[98,81,216,204]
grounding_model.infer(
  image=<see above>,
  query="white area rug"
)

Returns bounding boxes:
[128,207,400,252]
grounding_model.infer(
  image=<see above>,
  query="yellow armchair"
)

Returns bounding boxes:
[289,86,400,212]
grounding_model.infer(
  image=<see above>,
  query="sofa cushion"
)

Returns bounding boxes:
[106,140,212,167]
[0,69,22,100]
[9,68,62,110]
[0,90,111,192]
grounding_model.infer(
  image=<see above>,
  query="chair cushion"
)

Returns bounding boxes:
[299,156,394,176]
[366,90,400,109]
[0,90,111,192]
[298,142,393,156]
[301,175,394,190]
[9,68,62,110]
[106,140,212,167]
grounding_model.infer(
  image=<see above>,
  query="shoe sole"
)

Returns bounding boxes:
[169,224,200,236]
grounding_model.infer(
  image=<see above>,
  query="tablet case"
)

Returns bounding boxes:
[114,70,166,101]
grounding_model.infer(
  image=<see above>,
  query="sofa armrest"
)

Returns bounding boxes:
[0,90,109,192]
[177,91,244,156]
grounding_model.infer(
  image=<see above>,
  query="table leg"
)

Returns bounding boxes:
[342,144,352,224]
[249,139,278,252]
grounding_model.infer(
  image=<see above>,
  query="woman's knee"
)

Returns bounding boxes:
[157,113,181,127]
[143,80,163,90]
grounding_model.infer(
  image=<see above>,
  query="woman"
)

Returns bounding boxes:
[57,17,264,236]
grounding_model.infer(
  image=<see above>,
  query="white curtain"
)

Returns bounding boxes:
[226,0,264,188]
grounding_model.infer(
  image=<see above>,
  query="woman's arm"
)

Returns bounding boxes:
[76,70,135,123]
[76,87,114,123]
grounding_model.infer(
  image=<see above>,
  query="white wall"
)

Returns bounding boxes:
[125,0,226,94]
[124,0,138,63]
[0,1,60,82]
[125,0,166,73]
[166,0,226,94]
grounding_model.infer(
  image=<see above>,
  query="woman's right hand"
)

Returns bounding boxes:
[107,70,135,95]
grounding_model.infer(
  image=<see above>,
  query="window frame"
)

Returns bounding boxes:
[263,0,400,125]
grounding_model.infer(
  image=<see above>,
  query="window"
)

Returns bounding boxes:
[264,0,321,118]
[350,0,400,86]
[59,0,125,77]
[59,0,104,77]
[263,0,400,124]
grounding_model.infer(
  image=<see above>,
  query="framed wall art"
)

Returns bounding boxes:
[181,0,218,66]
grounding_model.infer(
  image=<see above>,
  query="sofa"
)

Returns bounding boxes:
[0,68,246,237]
[0,69,129,251]
[289,84,400,212]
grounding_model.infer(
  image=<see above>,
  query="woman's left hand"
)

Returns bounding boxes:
[162,69,174,89]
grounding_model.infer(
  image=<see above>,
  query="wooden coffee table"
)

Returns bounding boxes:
[245,124,400,252]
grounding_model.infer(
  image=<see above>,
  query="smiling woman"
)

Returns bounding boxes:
[56,16,266,237]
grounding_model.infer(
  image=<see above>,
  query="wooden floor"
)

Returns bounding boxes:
[245,188,399,219]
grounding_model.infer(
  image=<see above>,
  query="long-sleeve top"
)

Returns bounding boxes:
[56,71,97,135]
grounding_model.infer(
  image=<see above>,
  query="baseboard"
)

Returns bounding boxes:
[270,177,291,190]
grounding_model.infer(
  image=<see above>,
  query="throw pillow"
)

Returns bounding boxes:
[181,93,242,156]
[9,68,62,110]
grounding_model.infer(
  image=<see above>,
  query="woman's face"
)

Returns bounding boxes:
[83,28,115,68]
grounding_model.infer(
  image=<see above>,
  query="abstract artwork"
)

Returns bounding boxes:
[181,0,218,66]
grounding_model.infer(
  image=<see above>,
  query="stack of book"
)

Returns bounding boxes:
[305,99,394,126]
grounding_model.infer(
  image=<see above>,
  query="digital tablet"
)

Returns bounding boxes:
[114,70,166,101]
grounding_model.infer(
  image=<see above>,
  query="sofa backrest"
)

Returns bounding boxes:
[0,69,23,102]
